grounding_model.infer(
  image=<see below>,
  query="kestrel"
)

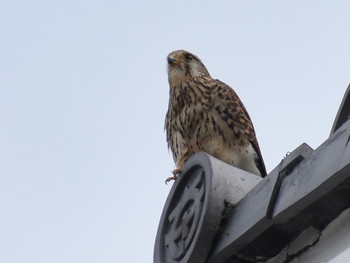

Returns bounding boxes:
[165,50,266,182]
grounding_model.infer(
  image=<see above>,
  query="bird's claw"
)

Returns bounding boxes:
[165,168,182,184]
[165,176,176,184]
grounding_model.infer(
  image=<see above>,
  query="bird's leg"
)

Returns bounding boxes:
[165,168,182,184]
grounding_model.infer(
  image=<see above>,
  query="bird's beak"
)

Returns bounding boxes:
[167,55,177,65]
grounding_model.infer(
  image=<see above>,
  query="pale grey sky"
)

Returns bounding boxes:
[1,1,350,262]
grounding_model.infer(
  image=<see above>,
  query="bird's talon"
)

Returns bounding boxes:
[165,176,176,184]
[165,169,182,184]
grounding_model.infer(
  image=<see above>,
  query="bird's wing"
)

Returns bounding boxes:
[212,79,267,177]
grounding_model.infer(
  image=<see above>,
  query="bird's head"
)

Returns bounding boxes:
[167,50,211,86]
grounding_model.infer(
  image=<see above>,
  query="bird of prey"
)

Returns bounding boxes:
[165,50,266,182]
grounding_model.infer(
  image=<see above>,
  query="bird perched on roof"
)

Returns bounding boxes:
[165,50,266,183]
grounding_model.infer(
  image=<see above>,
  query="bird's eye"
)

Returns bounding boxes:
[184,54,193,60]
